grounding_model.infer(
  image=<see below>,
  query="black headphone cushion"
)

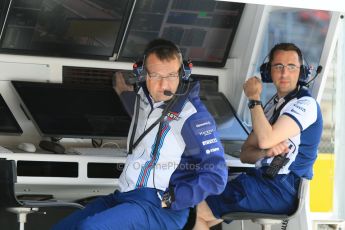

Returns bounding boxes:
[260,62,272,83]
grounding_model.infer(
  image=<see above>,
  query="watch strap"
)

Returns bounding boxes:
[248,100,262,109]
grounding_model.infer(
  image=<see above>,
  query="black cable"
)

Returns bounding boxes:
[224,93,250,136]
[92,139,103,148]
[281,219,289,230]
[50,137,62,143]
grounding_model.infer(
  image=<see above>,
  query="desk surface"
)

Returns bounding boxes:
[1,152,253,201]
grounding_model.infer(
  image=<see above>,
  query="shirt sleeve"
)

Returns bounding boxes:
[169,111,228,210]
[282,96,318,131]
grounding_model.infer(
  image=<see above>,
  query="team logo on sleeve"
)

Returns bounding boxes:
[195,121,211,128]
[202,138,218,146]
[199,129,214,136]
[206,147,220,154]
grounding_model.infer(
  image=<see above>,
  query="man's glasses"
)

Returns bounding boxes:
[271,64,300,72]
[146,72,179,81]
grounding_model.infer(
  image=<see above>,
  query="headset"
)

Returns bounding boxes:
[259,43,311,85]
[132,39,192,83]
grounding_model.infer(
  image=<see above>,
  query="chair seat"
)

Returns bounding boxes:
[221,178,309,230]
[1,159,84,230]
[222,212,289,221]
[21,199,84,209]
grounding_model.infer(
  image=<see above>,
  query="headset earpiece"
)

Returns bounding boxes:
[132,60,146,83]
[260,62,272,83]
[181,60,193,81]
[299,64,311,83]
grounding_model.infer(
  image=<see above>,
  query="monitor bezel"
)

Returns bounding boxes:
[0,93,23,135]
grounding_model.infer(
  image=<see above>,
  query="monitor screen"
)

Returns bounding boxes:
[12,81,132,139]
[0,93,23,135]
[200,92,248,141]
[119,0,245,67]
[0,0,10,32]
[0,0,133,59]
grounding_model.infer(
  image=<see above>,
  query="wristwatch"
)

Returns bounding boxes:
[248,100,262,109]
[161,187,175,209]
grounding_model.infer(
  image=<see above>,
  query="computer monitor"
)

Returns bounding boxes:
[200,92,249,141]
[119,0,245,67]
[0,94,23,135]
[12,81,132,139]
[0,0,133,59]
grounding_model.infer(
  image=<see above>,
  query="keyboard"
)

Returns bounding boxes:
[0,145,13,153]
[68,147,127,157]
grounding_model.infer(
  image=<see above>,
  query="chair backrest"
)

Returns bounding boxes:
[0,159,23,208]
[287,177,309,220]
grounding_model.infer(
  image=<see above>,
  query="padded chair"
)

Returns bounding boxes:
[221,178,309,230]
[0,158,84,230]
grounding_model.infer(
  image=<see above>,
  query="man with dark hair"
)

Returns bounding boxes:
[51,38,227,230]
[195,43,323,228]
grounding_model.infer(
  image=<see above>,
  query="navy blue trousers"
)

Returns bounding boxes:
[51,188,189,230]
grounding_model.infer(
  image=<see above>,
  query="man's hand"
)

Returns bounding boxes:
[113,71,134,95]
[265,141,289,157]
[243,76,262,100]
[161,201,167,208]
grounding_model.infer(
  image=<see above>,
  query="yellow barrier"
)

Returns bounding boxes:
[310,153,334,212]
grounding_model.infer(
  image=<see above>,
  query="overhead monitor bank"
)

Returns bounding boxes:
[0,0,244,67]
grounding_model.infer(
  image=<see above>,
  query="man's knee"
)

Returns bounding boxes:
[197,201,214,221]
[196,201,223,227]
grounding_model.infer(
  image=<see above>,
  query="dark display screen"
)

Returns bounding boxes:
[12,81,132,139]
[0,0,133,59]
[119,0,245,67]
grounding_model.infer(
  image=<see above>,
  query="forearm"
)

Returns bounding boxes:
[240,146,266,164]
[250,105,274,149]
[244,77,274,148]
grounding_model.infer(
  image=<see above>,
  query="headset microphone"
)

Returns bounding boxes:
[163,90,187,96]
[304,65,323,87]
[163,80,191,97]
[316,65,323,74]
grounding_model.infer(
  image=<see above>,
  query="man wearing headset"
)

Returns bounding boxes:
[52,38,227,230]
[195,43,323,228]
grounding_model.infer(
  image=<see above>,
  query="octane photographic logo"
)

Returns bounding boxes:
[131,161,217,171]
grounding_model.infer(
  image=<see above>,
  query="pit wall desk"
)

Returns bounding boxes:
[1,152,253,201]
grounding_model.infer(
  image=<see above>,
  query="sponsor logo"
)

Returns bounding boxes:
[196,121,211,128]
[166,112,180,121]
[202,138,218,146]
[206,147,220,154]
[297,98,311,106]
[291,109,301,115]
[199,129,214,136]
[293,104,306,112]
[140,98,149,105]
